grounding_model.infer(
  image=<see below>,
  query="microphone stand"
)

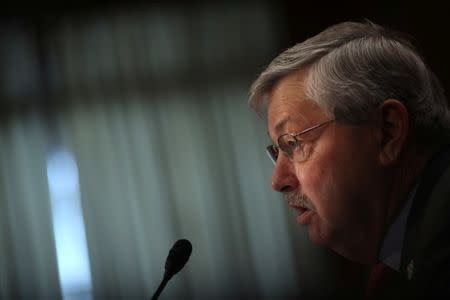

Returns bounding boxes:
[151,272,172,300]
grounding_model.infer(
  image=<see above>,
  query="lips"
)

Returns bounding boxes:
[293,206,313,225]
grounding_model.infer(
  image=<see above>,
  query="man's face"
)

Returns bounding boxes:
[267,71,388,263]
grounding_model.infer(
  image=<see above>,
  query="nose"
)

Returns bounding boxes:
[271,153,299,193]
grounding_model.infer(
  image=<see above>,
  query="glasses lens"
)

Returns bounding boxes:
[266,145,278,165]
[278,135,297,157]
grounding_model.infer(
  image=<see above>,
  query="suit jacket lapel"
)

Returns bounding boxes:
[401,144,450,277]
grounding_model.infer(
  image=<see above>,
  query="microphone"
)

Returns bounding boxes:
[151,239,192,300]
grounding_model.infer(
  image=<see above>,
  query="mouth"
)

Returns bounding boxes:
[291,205,314,225]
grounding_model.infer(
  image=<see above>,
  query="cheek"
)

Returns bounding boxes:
[297,162,336,211]
[297,152,361,223]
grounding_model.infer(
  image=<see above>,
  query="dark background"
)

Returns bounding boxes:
[1,0,449,92]
[281,0,450,93]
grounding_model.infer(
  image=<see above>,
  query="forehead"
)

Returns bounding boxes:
[267,71,327,137]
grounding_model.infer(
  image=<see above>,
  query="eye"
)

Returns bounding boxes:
[286,138,297,147]
[285,136,299,149]
[286,136,306,159]
[278,134,304,158]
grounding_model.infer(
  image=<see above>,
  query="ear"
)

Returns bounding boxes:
[377,99,409,166]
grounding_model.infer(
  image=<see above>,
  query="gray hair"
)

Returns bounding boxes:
[249,21,450,145]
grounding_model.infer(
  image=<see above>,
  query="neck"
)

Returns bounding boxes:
[332,144,437,264]
[375,144,434,257]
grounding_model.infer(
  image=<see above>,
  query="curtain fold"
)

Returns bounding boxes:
[0,113,61,299]
[0,3,317,300]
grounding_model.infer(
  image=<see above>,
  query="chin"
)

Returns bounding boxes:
[329,243,378,264]
[307,226,329,247]
[308,227,375,264]
[335,250,375,264]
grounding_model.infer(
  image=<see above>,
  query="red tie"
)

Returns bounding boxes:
[365,263,404,299]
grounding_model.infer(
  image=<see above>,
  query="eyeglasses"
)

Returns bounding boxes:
[266,119,335,165]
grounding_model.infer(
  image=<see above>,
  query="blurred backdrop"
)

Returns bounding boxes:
[0,1,448,299]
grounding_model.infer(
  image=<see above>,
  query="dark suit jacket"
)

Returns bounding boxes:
[392,145,450,298]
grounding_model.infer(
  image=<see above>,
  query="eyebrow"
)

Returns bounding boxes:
[267,117,290,141]
[274,117,290,133]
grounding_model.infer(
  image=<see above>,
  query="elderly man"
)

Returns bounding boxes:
[249,21,450,298]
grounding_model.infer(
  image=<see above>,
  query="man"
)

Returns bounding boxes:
[248,21,450,298]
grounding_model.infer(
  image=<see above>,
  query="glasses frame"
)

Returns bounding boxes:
[266,119,335,165]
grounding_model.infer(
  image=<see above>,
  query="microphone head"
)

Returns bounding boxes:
[164,239,192,278]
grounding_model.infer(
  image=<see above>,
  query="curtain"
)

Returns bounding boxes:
[0,3,360,300]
